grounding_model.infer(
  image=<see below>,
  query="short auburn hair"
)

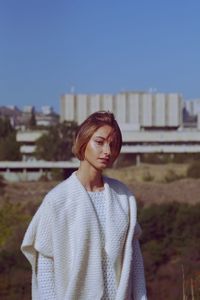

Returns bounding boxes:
[72,111,122,162]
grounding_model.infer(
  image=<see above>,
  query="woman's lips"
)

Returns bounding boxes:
[99,158,110,164]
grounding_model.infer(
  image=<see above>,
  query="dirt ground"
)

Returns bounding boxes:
[128,178,200,206]
[2,163,200,207]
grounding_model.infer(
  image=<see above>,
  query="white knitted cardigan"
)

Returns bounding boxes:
[21,172,146,300]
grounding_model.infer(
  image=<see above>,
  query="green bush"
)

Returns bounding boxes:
[164,169,184,183]
[142,170,154,182]
[0,175,6,195]
[187,161,200,178]
[51,169,66,181]
[141,153,173,164]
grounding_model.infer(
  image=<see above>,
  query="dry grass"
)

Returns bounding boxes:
[104,162,188,183]
[1,163,199,208]
[104,163,200,206]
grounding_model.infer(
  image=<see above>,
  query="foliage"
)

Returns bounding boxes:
[0,174,6,195]
[0,133,21,161]
[28,110,36,129]
[138,202,200,298]
[142,170,154,182]
[142,153,200,165]
[35,121,77,161]
[115,153,137,168]
[0,200,28,248]
[1,193,200,299]
[0,199,32,299]
[141,153,173,164]
[164,169,184,183]
[172,153,200,163]
[0,174,5,185]
[51,168,66,181]
[0,117,14,137]
[187,161,200,178]
[0,117,21,161]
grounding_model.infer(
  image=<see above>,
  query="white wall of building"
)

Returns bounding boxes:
[154,93,165,127]
[60,94,75,121]
[60,91,183,129]
[101,94,113,112]
[167,94,182,126]
[141,93,153,127]
[115,93,126,123]
[127,93,140,125]
[89,94,101,114]
[185,99,200,115]
[76,94,88,123]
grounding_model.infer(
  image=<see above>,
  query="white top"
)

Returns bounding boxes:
[21,172,147,300]
[37,254,56,300]
[88,190,117,299]
[37,190,117,300]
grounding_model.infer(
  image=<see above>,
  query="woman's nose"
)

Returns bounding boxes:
[103,143,111,155]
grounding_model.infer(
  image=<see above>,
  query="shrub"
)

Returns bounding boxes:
[187,161,200,178]
[0,175,6,195]
[142,170,154,182]
[141,153,173,164]
[51,169,66,181]
[164,169,184,183]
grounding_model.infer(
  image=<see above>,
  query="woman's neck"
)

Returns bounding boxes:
[76,162,104,192]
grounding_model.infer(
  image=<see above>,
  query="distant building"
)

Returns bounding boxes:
[23,105,35,113]
[60,91,183,131]
[185,99,200,116]
[41,106,54,115]
[183,99,200,128]
[0,106,22,127]
[0,105,59,129]
[16,130,47,161]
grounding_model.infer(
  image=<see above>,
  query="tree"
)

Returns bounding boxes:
[0,117,14,137]
[0,117,21,161]
[35,121,78,161]
[29,109,36,128]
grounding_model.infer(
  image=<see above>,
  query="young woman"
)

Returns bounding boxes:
[21,111,147,300]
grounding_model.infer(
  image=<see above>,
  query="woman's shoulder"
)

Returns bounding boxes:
[104,175,134,197]
[42,172,77,206]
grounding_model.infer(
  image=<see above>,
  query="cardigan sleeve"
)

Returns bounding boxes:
[21,196,54,274]
[131,229,147,300]
[37,253,56,300]
[21,196,54,300]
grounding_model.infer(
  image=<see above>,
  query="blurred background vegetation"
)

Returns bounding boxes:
[0,116,200,299]
[0,161,200,299]
[0,117,21,161]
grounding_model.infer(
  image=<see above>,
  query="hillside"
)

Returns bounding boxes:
[0,162,200,300]
[3,163,200,207]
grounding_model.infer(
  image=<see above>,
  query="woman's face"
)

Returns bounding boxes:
[84,125,115,170]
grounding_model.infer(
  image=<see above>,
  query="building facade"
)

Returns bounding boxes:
[60,92,183,130]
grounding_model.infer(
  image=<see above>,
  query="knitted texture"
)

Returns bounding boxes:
[88,191,117,299]
[131,238,147,300]
[37,254,56,300]
[36,228,147,300]
[21,172,147,300]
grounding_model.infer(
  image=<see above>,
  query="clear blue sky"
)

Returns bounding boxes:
[0,0,200,112]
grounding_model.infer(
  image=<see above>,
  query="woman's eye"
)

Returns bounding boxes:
[96,140,103,145]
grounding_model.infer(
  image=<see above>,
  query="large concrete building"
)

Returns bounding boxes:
[185,99,200,116]
[1,91,200,182]
[60,92,183,130]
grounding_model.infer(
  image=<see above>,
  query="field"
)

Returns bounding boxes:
[105,162,200,205]
[0,162,200,299]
